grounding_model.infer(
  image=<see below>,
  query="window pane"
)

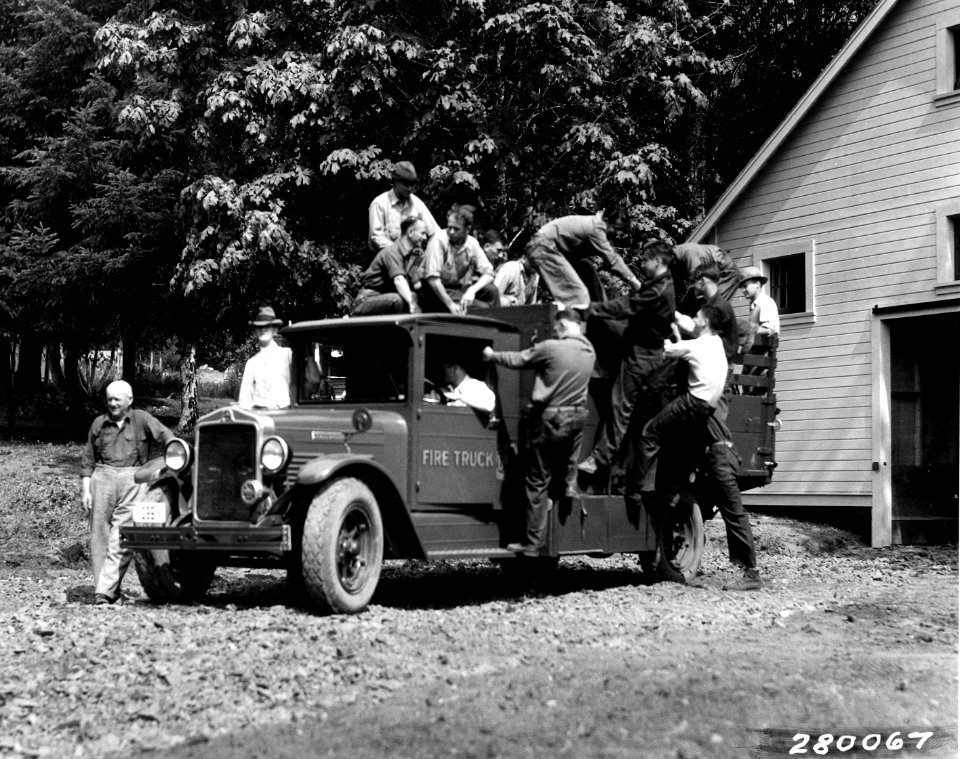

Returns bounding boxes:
[767,253,806,314]
[953,215,960,281]
[299,327,410,403]
[953,28,960,90]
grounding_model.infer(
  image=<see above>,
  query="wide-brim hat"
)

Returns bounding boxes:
[392,160,419,183]
[739,265,768,285]
[249,306,283,327]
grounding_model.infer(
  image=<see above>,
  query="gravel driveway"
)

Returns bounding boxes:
[0,513,956,759]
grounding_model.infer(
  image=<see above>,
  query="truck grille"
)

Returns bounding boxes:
[195,423,257,521]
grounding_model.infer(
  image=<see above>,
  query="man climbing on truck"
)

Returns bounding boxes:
[482,308,595,556]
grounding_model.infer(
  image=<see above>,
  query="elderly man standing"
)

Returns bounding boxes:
[353,217,427,315]
[367,161,439,252]
[419,204,500,314]
[525,203,642,311]
[81,380,172,604]
[238,305,293,409]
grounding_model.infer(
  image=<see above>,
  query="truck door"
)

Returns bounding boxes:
[414,330,511,510]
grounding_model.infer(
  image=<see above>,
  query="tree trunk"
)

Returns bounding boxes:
[122,336,138,387]
[177,341,199,435]
[2,336,14,435]
[14,336,43,393]
[46,343,66,392]
[62,342,91,435]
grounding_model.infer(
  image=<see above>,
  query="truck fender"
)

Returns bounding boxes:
[294,455,425,560]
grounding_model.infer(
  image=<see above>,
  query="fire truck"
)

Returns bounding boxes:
[121,305,777,614]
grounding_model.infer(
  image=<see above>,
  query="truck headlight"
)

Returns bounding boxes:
[260,437,290,474]
[164,438,192,473]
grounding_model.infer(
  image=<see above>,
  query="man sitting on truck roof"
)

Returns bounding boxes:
[482,307,596,556]
[352,217,427,315]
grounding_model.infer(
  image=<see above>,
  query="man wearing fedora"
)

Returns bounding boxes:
[238,306,293,409]
[739,265,780,337]
[368,160,439,252]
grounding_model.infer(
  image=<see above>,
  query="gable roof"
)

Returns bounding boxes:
[688,0,902,242]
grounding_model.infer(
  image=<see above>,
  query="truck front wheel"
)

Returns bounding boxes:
[301,477,384,614]
[655,491,705,584]
[134,550,216,602]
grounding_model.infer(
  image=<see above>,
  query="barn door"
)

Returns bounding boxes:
[889,314,959,543]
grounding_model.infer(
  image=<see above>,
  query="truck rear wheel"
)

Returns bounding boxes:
[656,491,705,584]
[301,477,384,614]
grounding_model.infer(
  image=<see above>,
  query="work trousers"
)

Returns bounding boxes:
[352,289,409,315]
[521,406,586,548]
[629,393,714,487]
[90,465,144,599]
[526,236,603,310]
[704,416,757,569]
[418,281,501,313]
[591,344,664,467]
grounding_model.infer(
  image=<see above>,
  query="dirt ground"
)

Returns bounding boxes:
[0,441,956,759]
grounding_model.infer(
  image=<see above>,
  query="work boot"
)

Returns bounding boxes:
[93,593,114,605]
[723,568,762,591]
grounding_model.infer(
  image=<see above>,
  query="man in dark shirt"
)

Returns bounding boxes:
[579,240,676,480]
[353,217,427,315]
[81,380,172,604]
[482,308,596,555]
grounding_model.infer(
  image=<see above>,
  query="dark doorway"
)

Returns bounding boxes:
[889,313,959,543]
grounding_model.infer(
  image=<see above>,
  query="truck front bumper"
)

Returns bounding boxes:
[121,524,292,554]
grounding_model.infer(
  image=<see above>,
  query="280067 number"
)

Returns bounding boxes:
[789,732,934,754]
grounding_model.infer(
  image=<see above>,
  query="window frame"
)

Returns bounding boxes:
[935,200,960,295]
[753,239,816,328]
[935,11,960,106]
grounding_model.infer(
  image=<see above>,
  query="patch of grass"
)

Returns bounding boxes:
[0,442,87,561]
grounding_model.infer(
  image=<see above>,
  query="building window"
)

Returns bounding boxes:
[936,13,960,101]
[749,239,815,325]
[767,253,806,314]
[935,201,960,291]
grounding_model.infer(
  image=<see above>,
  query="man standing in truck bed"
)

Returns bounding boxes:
[482,308,595,555]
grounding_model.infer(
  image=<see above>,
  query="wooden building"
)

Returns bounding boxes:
[688,0,960,545]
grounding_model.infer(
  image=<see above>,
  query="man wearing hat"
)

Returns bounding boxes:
[368,161,439,252]
[238,306,294,409]
[739,265,780,337]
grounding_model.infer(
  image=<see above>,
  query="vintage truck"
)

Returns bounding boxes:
[121,305,778,614]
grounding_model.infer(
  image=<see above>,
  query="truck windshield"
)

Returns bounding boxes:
[298,327,410,404]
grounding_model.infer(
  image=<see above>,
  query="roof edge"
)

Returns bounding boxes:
[687,0,901,243]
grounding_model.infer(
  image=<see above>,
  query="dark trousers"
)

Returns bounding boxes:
[418,281,501,313]
[591,344,664,467]
[704,416,757,569]
[352,289,408,315]
[521,407,585,548]
[629,392,714,487]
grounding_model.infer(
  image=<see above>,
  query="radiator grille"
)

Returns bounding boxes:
[195,423,257,521]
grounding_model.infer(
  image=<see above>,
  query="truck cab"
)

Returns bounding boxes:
[122,306,778,614]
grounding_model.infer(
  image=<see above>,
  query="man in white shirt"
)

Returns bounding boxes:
[494,252,540,306]
[367,161,439,252]
[419,204,500,314]
[739,265,780,336]
[437,361,495,413]
[238,306,293,409]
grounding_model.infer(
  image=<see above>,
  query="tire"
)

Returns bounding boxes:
[655,490,705,584]
[134,549,217,603]
[131,485,216,603]
[301,477,384,614]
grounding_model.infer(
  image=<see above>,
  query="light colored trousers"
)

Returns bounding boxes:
[90,465,145,599]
